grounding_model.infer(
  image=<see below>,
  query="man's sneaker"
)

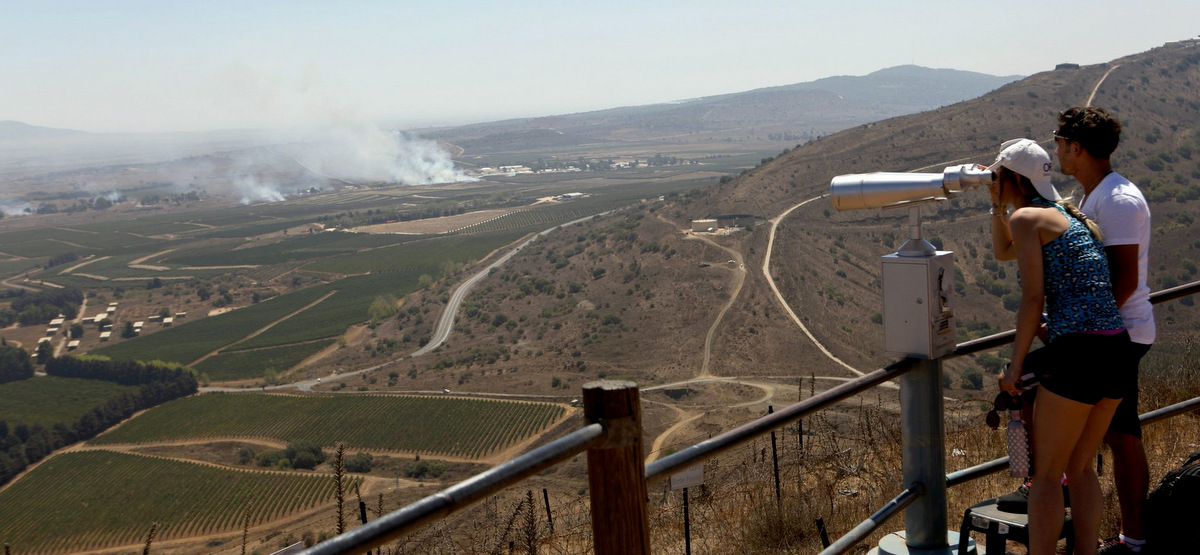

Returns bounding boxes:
[1097,538,1144,555]
[994,480,1071,514]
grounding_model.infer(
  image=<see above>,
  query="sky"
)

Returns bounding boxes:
[3,0,1198,134]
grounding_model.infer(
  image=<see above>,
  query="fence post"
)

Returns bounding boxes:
[901,357,948,549]
[583,380,650,555]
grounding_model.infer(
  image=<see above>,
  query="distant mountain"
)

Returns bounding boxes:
[0,120,89,141]
[423,66,1022,155]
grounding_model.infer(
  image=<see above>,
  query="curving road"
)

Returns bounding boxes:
[412,207,629,357]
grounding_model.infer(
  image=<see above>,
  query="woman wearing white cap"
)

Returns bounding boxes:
[987,138,1131,555]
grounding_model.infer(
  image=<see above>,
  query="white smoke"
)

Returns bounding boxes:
[299,124,475,185]
[234,174,286,205]
[0,199,33,216]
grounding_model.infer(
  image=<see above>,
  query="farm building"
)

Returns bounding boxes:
[99,331,111,341]
[49,317,65,327]
[37,337,51,344]
[691,214,756,233]
[716,214,756,228]
[163,317,173,327]
[176,312,187,318]
[149,315,162,322]
[106,306,116,313]
[133,321,144,329]
[67,340,80,350]
[45,327,59,336]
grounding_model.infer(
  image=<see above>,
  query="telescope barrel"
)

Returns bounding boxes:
[829,164,993,211]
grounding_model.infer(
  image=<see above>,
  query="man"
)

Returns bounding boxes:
[1055,106,1154,555]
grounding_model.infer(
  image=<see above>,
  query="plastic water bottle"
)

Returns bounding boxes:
[1007,409,1032,477]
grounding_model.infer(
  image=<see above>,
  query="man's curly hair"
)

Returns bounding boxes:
[1056,106,1122,159]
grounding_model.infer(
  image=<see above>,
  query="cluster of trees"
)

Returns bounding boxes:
[254,442,327,470]
[45,252,81,269]
[0,355,199,487]
[0,287,83,327]
[0,343,34,384]
[139,190,201,206]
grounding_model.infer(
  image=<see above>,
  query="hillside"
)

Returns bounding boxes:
[423,65,1020,155]
[401,39,1200,403]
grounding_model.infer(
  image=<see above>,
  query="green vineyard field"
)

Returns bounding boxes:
[0,450,351,554]
[91,393,567,458]
[0,376,138,428]
[194,340,335,382]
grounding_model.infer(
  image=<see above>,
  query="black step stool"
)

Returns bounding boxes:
[958,497,1074,554]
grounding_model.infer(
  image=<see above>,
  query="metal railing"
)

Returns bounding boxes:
[299,280,1200,555]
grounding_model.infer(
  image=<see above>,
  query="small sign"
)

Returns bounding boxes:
[670,463,704,490]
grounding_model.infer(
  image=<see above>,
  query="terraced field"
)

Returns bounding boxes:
[0,450,349,554]
[0,376,139,428]
[91,393,568,459]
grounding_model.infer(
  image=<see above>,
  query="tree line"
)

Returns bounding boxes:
[0,287,84,327]
[0,354,199,487]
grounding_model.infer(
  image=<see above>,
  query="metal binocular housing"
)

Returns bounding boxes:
[829,164,993,211]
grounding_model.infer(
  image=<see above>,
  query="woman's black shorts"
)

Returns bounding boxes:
[1023,330,1135,405]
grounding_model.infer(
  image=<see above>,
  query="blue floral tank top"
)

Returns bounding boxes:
[1032,198,1124,342]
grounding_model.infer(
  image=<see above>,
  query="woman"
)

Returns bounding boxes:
[986,138,1131,555]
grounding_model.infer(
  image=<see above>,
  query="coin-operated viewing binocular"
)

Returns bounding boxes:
[829,164,993,211]
[826,164,993,359]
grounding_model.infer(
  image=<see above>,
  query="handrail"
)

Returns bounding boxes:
[299,423,607,555]
[818,486,922,555]
[298,279,1200,555]
[948,395,1200,488]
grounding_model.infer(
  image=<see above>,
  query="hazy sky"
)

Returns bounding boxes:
[3,0,1198,134]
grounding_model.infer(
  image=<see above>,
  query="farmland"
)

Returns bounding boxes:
[88,285,333,365]
[193,340,335,382]
[0,376,138,428]
[0,450,348,554]
[91,393,569,459]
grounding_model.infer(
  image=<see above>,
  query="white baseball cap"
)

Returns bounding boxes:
[988,138,1061,202]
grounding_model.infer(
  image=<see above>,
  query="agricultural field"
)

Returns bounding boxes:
[91,393,569,459]
[0,376,138,428]
[88,285,333,364]
[0,450,348,554]
[194,340,334,382]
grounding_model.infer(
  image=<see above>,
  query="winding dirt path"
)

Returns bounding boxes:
[682,232,746,377]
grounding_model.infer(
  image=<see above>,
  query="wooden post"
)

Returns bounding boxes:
[583,380,650,555]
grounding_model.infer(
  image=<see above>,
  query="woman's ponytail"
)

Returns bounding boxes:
[1058,200,1103,241]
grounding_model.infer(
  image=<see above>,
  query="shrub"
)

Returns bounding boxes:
[960,369,984,390]
[345,452,373,473]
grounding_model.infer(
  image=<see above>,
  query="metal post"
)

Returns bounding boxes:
[583,380,650,555]
[542,488,554,533]
[900,357,948,549]
[769,406,781,504]
[682,487,692,555]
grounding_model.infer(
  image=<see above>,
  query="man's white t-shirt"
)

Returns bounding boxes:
[1080,172,1155,345]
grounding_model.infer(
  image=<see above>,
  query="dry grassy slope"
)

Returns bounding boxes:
[689,40,1200,384]
[399,208,832,393]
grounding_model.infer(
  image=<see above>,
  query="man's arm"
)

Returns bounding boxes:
[1106,243,1139,307]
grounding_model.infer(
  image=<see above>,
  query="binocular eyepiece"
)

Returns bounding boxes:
[829,164,993,211]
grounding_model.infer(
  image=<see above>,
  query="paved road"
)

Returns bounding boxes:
[412,207,629,357]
